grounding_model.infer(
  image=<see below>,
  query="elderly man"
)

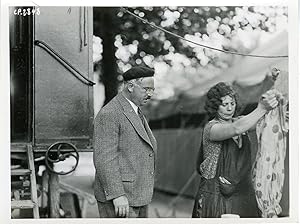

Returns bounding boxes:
[93,66,157,218]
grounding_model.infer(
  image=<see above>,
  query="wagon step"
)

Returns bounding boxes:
[11,168,31,176]
[11,200,36,209]
[11,143,27,153]
[11,145,39,218]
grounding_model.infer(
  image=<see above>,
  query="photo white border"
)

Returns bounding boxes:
[1,0,298,223]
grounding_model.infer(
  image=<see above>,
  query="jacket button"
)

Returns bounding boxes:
[149,153,153,157]
[150,171,154,175]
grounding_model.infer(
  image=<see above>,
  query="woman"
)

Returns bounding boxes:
[192,82,279,218]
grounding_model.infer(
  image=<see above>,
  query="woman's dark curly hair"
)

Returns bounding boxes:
[204,82,241,120]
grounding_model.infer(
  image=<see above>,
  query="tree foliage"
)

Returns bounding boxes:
[95,6,287,68]
[93,6,287,102]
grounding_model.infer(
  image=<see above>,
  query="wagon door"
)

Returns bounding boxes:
[33,7,94,150]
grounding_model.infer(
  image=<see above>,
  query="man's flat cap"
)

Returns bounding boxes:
[122,66,154,81]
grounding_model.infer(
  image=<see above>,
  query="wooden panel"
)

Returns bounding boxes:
[33,7,93,150]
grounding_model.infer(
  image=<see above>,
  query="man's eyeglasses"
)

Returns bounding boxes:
[133,82,155,95]
[141,87,155,95]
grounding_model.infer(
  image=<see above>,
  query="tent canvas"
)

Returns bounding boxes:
[146,30,288,120]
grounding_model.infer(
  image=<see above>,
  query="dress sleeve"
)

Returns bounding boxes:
[199,120,222,179]
[203,120,218,142]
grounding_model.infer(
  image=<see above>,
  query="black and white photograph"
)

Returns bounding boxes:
[0,0,299,223]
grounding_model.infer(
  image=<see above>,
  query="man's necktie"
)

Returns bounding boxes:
[138,107,145,127]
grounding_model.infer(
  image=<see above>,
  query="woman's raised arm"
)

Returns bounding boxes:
[210,90,279,141]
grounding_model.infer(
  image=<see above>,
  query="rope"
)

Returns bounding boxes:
[121,7,288,58]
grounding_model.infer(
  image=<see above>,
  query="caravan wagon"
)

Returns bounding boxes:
[10,6,95,218]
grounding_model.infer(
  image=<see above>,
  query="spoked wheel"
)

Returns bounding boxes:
[45,142,79,175]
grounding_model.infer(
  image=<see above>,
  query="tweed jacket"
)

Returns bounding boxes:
[93,93,157,206]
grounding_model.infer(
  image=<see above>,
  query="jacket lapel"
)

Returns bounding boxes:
[117,94,153,149]
[144,118,157,154]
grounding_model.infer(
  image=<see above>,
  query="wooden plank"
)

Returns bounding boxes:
[11,200,35,209]
[49,173,61,218]
[41,170,49,209]
[11,143,27,153]
[11,169,31,176]
[27,145,40,218]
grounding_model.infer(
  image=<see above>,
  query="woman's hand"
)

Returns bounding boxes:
[258,90,279,112]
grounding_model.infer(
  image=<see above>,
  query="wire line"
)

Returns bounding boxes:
[121,7,288,58]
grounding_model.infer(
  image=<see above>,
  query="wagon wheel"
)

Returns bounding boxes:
[45,142,79,175]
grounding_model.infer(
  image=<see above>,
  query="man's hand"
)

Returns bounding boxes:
[112,195,129,217]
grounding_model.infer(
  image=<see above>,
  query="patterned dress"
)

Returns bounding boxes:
[192,119,260,218]
[252,102,288,217]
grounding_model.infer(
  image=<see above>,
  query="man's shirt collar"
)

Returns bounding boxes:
[125,97,138,114]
